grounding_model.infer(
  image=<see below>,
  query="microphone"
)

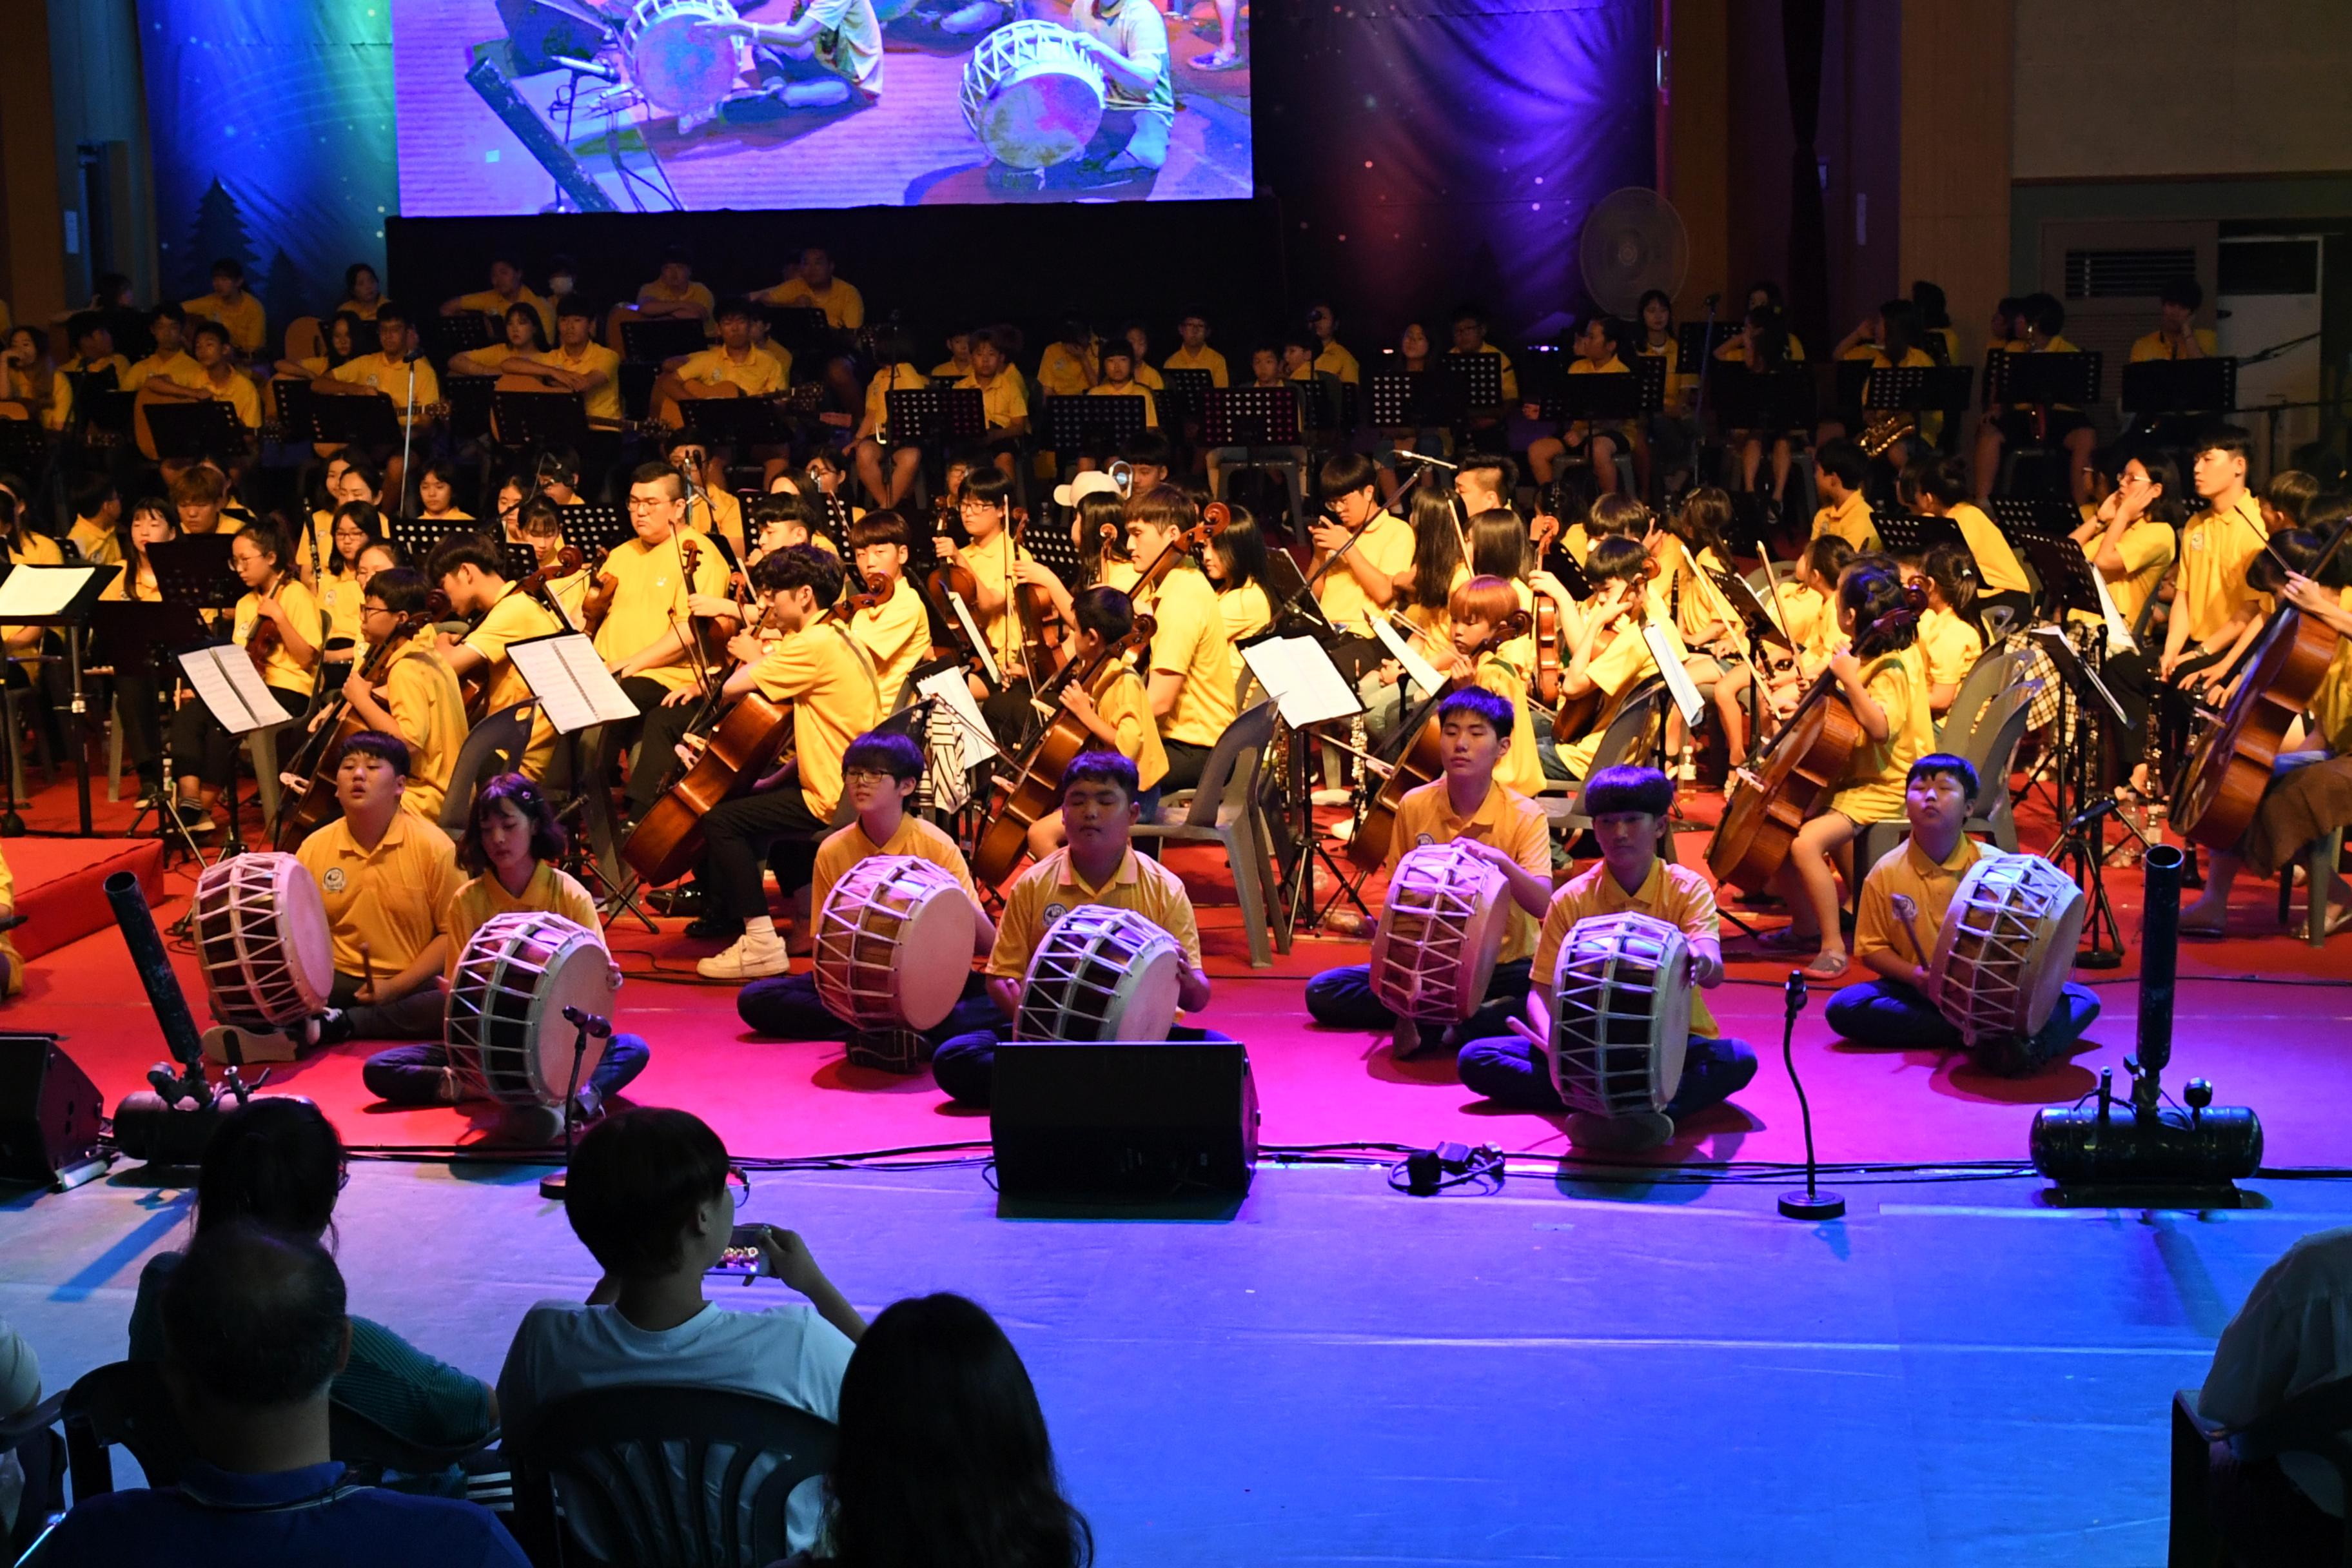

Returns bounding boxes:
[562,1004,614,1039]
[1400,451,1460,469]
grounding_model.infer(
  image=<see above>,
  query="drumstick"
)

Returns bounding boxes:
[359,939,375,1002]
[1888,894,1928,966]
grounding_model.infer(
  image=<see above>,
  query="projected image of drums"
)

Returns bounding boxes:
[957,21,1103,170]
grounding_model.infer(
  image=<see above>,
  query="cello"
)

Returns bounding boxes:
[270,595,446,850]
[1348,609,1533,871]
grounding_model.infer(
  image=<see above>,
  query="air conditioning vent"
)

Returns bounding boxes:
[2064,248,2197,300]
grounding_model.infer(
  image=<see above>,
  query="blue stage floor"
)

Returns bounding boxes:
[5,1157,2336,1564]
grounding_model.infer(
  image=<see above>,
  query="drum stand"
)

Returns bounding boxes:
[536,1005,612,1201]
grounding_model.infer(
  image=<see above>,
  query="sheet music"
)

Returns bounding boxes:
[944,591,1001,687]
[1367,612,1446,699]
[1240,636,1364,727]
[0,564,102,618]
[178,645,287,734]
[915,667,1003,770]
[1642,622,1708,729]
[2087,560,2137,656]
[509,632,642,734]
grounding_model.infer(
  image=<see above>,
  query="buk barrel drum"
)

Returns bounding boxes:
[1547,911,1691,1119]
[623,0,745,117]
[445,912,616,1106]
[957,20,1106,170]
[1367,842,1510,1026]
[1015,905,1182,1043]
[1927,852,2086,1046]
[813,855,977,1073]
[193,853,334,1032]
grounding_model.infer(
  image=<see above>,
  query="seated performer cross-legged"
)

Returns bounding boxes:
[361,772,650,1113]
[1456,765,1756,1146]
[930,750,1228,1107]
[1823,752,2100,1073]
[1303,687,1554,1055]
[734,729,1001,1044]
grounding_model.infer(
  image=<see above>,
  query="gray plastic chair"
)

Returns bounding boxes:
[1544,681,1670,839]
[1133,699,1284,967]
[1850,676,2039,910]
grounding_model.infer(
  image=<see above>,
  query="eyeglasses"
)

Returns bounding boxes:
[843,768,898,785]
[726,1166,750,1208]
[627,496,671,512]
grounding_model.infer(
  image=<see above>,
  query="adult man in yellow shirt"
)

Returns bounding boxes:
[735,728,999,1048]
[930,749,1226,1106]
[753,246,867,328]
[440,255,554,338]
[301,733,464,1045]
[1164,312,1230,387]
[1125,486,1235,790]
[432,536,564,779]
[693,546,882,979]
[502,296,623,424]
[601,464,738,819]
[181,259,266,357]
[335,568,469,822]
[121,304,202,392]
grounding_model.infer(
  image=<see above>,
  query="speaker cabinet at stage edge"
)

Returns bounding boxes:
[990,1041,1260,1201]
[0,1034,109,1191]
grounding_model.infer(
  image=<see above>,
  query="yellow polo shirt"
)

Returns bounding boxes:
[377,632,471,824]
[1035,342,1099,397]
[183,292,267,354]
[453,288,554,337]
[1558,614,1689,779]
[683,487,745,557]
[987,847,1202,981]
[48,353,132,431]
[812,813,976,931]
[1566,354,1636,437]
[594,532,732,692]
[2308,587,2352,756]
[1133,564,1236,749]
[956,370,1030,430]
[445,862,604,978]
[122,349,202,393]
[1090,660,1168,792]
[1812,489,1880,554]
[1532,858,1721,1034]
[748,620,881,819]
[1219,581,1272,644]
[545,341,623,422]
[233,578,323,699]
[760,275,865,329]
[330,353,440,427]
[297,810,462,977]
[317,571,367,651]
[66,516,121,569]
[1086,380,1158,427]
[848,574,930,707]
[1854,834,1987,970]
[1311,340,1361,386]
[2130,328,2219,362]
[462,583,564,778]
[636,279,715,324]
[1946,502,2030,596]
[2176,496,2267,645]
[1916,605,1983,694]
[1320,509,1415,634]
[1828,645,1934,822]
[676,346,785,398]
[2101,519,2177,627]
[1471,649,1545,799]
[956,527,1032,673]
[1164,345,1230,387]
[1386,778,1551,964]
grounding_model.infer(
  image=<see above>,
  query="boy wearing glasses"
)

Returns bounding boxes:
[330,567,469,823]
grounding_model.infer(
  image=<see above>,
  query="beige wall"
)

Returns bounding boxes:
[2015,0,2352,179]
[0,0,65,329]
[1899,0,2012,372]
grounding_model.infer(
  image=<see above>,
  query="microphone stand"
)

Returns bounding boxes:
[1775,968,1845,1220]
[538,1004,614,1199]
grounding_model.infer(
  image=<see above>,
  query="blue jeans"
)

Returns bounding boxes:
[1823,977,2100,1075]
[737,969,1001,1045]
[1304,957,1534,1044]
[1455,1031,1758,1119]
[932,1023,1237,1106]
[361,1032,651,1106]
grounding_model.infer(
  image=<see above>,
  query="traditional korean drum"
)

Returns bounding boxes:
[445,912,614,1106]
[813,855,977,1073]
[1368,842,1511,1025]
[1927,852,2086,1046]
[193,853,333,1033]
[957,21,1106,170]
[623,0,746,117]
[1547,912,1690,1119]
[1015,905,1181,1042]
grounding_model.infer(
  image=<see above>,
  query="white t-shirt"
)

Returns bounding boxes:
[2200,1225,2352,1515]
[497,1299,855,1551]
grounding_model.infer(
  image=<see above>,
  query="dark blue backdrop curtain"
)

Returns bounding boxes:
[1780,0,1830,362]
[1255,0,1654,340]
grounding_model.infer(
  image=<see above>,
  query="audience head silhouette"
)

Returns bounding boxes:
[564,1106,732,1278]
[194,1095,346,1243]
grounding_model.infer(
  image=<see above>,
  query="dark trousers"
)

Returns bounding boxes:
[738,968,1001,1043]
[1455,1030,1758,1119]
[329,971,446,1042]
[362,1031,651,1106]
[932,1022,1238,1106]
[1161,738,1212,794]
[113,670,164,790]
[169,683,308,789]
[1305,957,1534,1044]
[618,676,705,816]
[703,781,827,919]
[1823,975,2100,1074]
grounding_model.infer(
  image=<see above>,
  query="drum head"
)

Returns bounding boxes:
[1113,943,1182,1043]
[629,0,741,115]
[525,943,616,1102]
[1017,907,1181,1042]
[1928,854,2086,1042]
[814,858,975,1032]
[1549,912,1690,1118]
[447,914,615,1107]
[277,868,335,1015]
[1368,844,1510,1024]
[961,24,1105,170]
[889,891,977,1030]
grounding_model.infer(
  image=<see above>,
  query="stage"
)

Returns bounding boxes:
[3,770,2348,1563]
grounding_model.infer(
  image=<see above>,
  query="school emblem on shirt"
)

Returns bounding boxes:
[322,868,347,894]
[1415,832,1436,847]
[1043,902,1068,926]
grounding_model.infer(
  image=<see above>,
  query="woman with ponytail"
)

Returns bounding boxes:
[1769,562,1937,978]
[1912,542,1986,717]
[123,1096,500,1460]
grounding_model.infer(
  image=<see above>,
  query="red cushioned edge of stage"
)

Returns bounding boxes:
[12,836,163,961]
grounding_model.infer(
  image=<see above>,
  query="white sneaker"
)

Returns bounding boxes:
[697,932,790,980]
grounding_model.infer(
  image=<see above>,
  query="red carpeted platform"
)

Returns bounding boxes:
[7,835,163,961]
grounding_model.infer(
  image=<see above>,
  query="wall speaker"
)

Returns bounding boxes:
[991,1041,1259,1199]
[0,1034,107,1190]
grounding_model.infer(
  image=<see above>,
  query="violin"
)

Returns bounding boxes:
[1550,557,1660,743]
[244,569,288,674]
[271,593,447,851]
[1349,609,1533,871]
[923,514,990,677]
[1006,507,1068,678]
[520,544,585,629]
[580,551,623,638]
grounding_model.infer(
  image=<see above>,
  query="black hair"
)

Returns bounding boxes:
[842,729,925,783]
[2160,277,2204,312]
[210,258,244,282]
[1072,584,1135,645]
[2266,469,2321,527]
[1583,765,1675,818]
[960,467,1014,511]
[1910,280,1950,331]
[1059,749,1137,805]
[1459,454,1518,498]
[1743,307,1790,370]
[2124,452,2193,527]
[374,300,409,329]
[1919,456,1970,509]
[1586,533,1650,585]
[629,460,686,502]
[504,301,549,349]
[1435,686,1513,734]
[1844,562,1923,658]
[749,491,814,537]
[825,1293,1093,1568]
[848,509,912,553]
[1406,487,1465,614]
[189,320,232,351]
[427,533,508,583]
[194,1096,344,1242]
[1467,507,1527,579]
[714,297,755,324]
[565,1107,732,1277]
[1816,438,1868,491]
[341,729,412,776]
[2023,292,2064,338]
[1919,542,1978,617]
[1908,751,1979,803]
[70,470,118,520]
[1637,288,1673,322]
[163,1221,347,1408]
[1208,506,1271,598]
[1119,429,1172,469]
[366,565,431,615]
[1585,315,1623,354]
[1075,492,1129,575]
[1450,302,1489,329]
[2197,424,2255,464]
[342,262,378,297]
[233,516,293,573]
[752,542,845,603]
[459,772,567,872]
[1747,280,1787,311]
[66,311,107,349]
[1318,451,1378,502]
[554,293,596,322]
[148,300,186,328]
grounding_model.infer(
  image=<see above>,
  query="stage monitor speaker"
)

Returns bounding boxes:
[991,1041,1259,1200]
[0,1033,108,1190]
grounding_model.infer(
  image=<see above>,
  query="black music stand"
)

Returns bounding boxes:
[1438,351,1504,411]
[308,390,402,452]
[88,597,213,856]
[1043,395,1148,458]
[491,389,590,453]
[443,374,498,444]
[142,401,250,465]
[1159,368,1215,426]
[1020,513,1085,591]
[83,389,137,447]
[1985,497,2083,547]
[1536,369,1654,427]
[384,516,477,565]
[1705,364,1815,432]
[2026,617,2132,969]
[680,395,790,450]
[501,541,544,582]
[1868,511,1965,560]
[1677,322,1726,374]
[886,386,988,448]
[0,422,48,480]
[1866,364,1972,428]
[559,503,634,553]
[2121,358,2238,422]
[424,312,495,360]
[620,317,708,364]
[1203,386,1301,447]
[146,535,248,861]
[270,377,318,444]
[1991,349,2105,412]
[0,564,116,834]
